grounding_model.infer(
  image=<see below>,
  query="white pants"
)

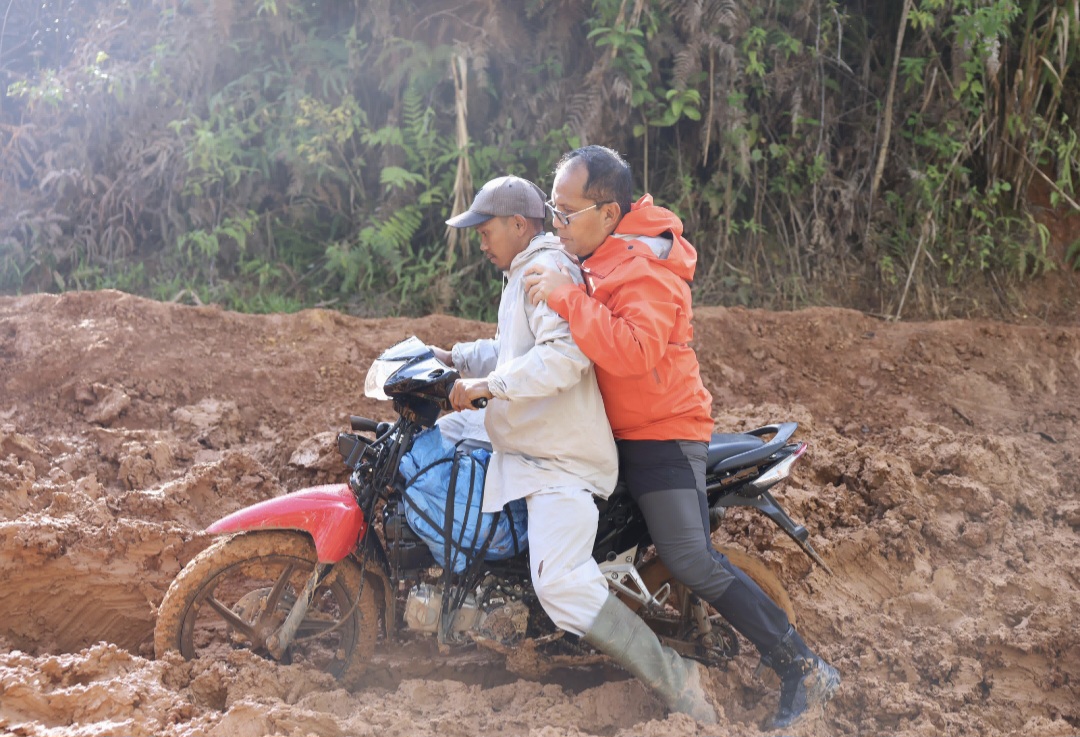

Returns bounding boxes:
[525,487,610,636]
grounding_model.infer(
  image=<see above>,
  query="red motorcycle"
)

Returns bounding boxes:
[154,337,829,682]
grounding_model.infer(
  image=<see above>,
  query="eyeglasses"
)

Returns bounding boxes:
[545,200,613,227]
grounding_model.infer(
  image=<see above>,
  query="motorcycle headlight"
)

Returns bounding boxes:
[364,357,403,400]
[364,336,434,400]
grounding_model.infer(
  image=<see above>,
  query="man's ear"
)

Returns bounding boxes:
[600,202,621,232]
[513,214,528,232]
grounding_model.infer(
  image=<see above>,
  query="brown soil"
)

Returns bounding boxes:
[1,289,1078,737]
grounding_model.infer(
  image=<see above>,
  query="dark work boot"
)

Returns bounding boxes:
[763,625,840,730]
[583,595,718,724]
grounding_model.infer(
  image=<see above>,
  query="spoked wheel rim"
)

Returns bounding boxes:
[178,552,360,676]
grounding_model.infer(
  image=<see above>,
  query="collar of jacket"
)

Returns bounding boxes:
[580,194,698,280]
[507,232,562,273]
[594,195,698,281]
[580,232,648,279]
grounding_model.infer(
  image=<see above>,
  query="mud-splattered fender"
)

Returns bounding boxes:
[206,484,365,563]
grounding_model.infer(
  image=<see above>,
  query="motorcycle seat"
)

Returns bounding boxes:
[707,423,798,474]
[707,433,764,469]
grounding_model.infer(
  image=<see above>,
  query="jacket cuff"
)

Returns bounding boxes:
[450,344,466,373]
[487,373,509,399]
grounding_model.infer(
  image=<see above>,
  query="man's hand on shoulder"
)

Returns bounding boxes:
[524,263,576,306]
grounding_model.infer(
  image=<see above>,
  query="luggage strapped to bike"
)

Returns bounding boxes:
[399,444,523,642]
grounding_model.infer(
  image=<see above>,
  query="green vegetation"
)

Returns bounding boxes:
[1,0,1077,319]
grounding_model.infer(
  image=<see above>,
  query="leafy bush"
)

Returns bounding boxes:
[0,0,1076,319]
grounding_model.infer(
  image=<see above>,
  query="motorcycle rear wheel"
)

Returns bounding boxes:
[632,545,796,666]
[708,545,796,626]
[154,531,379,684]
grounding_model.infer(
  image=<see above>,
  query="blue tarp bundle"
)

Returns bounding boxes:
[398,426,527,573]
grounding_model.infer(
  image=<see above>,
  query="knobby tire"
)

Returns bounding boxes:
[154,531,381,686]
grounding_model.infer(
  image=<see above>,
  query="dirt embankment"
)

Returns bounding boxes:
[1,290,1078,737]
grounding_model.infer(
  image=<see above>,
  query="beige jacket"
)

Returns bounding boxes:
[452,233,618,513]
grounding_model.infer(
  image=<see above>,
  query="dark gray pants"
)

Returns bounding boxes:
[618,438,791,654]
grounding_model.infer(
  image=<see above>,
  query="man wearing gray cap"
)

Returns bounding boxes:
[428,175,718,724]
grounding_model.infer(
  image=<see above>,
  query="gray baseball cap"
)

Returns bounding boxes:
[446,175,547,228]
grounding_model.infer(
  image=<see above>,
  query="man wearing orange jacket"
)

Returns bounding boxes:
[524,145,840,730]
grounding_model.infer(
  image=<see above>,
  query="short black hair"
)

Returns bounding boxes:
[555,145,633,220]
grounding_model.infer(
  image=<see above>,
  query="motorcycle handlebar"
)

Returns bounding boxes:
[448,377,488,410]
[351,401,483,432]
[350,416,380,433]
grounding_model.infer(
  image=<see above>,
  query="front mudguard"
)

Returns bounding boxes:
[206,484,367,564]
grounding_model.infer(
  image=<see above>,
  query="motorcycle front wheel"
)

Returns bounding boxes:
[154,530,380,684]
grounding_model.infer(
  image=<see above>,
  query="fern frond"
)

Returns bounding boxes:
[704,0,742,31]
[672,47,699,90]
[660,0,702,28]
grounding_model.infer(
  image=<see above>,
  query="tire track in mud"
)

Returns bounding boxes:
[1,291,1078,737]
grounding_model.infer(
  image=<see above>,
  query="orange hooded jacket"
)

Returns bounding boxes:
[548,195,714,442]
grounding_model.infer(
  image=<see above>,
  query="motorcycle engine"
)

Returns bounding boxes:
[404,583,480,634]
[403,580,529,645]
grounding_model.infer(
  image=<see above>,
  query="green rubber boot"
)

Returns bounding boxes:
[583,595,718,724]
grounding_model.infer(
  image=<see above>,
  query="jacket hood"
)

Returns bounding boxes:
[612,195,697,281]
[509,232,564,274]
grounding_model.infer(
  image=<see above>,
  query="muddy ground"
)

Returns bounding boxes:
[0,289,1077,737]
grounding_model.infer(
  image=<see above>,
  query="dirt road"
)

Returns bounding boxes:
[1,290,1077,736]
